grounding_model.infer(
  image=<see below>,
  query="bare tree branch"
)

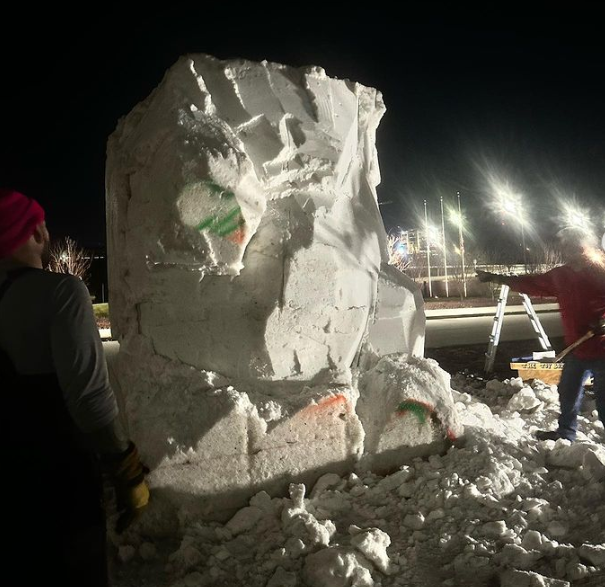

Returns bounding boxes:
[48,237,92,283]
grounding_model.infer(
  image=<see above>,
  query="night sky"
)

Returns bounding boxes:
[2,4,605,253]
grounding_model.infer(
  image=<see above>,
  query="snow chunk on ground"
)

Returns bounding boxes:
[349,526,392,574]
[303,547,375,587]
[500,568,570,586]
[579,543,605,566]
[226,506,264,535]
[508,387,542,412]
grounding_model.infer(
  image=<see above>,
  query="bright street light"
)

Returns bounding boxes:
[560,202,591,231]
[449,209,462,227]
[503,201,514,214]
[425,224,440,243]
[485,174,532,269]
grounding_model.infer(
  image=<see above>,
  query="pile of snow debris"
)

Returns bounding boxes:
[113,375,605,587]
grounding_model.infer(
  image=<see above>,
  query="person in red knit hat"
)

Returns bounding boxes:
[477,227,605,442]
[0,188,149,587]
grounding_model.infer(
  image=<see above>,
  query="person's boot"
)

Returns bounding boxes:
[535,430,562,441]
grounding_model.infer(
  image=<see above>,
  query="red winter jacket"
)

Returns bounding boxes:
[507,264,605,359]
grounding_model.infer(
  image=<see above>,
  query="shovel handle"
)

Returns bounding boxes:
[554,331,595,363]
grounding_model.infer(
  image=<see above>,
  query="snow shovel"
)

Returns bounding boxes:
[553,317,605,363]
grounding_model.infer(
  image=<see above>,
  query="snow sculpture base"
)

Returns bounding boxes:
[106,341,459,525]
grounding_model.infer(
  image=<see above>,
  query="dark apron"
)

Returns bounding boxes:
[0,267,108,587]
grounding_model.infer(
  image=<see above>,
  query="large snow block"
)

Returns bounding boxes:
[106,54,422,383]
[105,55,434,523]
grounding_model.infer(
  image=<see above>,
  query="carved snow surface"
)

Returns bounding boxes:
[105,55,455,524]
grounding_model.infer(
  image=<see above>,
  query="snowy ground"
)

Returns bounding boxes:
[112,372,605,587]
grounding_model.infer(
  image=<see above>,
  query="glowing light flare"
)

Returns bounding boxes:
[498,198,531,228]
[502,200,517,215]
[448,208,463,228]
[560,202,592,231]
[485,175,532,229]
[492,182,520,210]
[425,224,441,245]
[485,176,536,267]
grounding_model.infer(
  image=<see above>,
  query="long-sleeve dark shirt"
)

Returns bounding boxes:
[0,261,118,432]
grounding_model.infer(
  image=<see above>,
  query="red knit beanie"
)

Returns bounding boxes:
[0,189,46,258]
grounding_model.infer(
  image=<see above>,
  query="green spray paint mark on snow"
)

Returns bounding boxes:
[195,181,243,238]
[396,401,428,424]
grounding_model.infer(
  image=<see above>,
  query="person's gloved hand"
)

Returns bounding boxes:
[102,441,150,533]
[476,270,500,283]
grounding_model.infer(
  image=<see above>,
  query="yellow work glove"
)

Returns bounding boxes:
[102,441,150,533]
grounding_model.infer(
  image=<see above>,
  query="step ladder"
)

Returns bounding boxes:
[484,284,553,373]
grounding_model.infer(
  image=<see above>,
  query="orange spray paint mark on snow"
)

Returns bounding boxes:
[226,226,246,245]
[304,394,348,417]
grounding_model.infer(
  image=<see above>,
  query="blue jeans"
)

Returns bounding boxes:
[557,355,605,440]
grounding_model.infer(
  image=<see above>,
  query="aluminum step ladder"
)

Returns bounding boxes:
[484,284,553,374]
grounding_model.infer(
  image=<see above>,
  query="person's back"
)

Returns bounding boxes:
[0,266,73,373]
[0,188,149,587]
[0,264,119,428]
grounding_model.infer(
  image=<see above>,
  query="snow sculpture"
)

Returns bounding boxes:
[106,54,457,524]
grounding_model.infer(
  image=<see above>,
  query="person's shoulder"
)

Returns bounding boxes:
[33,271,91,306]
[23,268,83,291]
[53,273,90,296]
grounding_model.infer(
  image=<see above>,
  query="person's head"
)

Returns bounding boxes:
[556,226,602,266]
[0,188,50,268]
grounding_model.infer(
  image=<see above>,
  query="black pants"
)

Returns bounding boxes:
[3,366,108,586]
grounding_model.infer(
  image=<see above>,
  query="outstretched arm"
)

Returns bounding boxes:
[476,269,557,297]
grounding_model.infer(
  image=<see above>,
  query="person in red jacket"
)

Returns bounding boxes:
[477,228,605,442]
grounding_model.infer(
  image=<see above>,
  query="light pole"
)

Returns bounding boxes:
[521,221,527,270]
[440,196,449,297]
[457,191,467,297]
[424,199,432,297]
